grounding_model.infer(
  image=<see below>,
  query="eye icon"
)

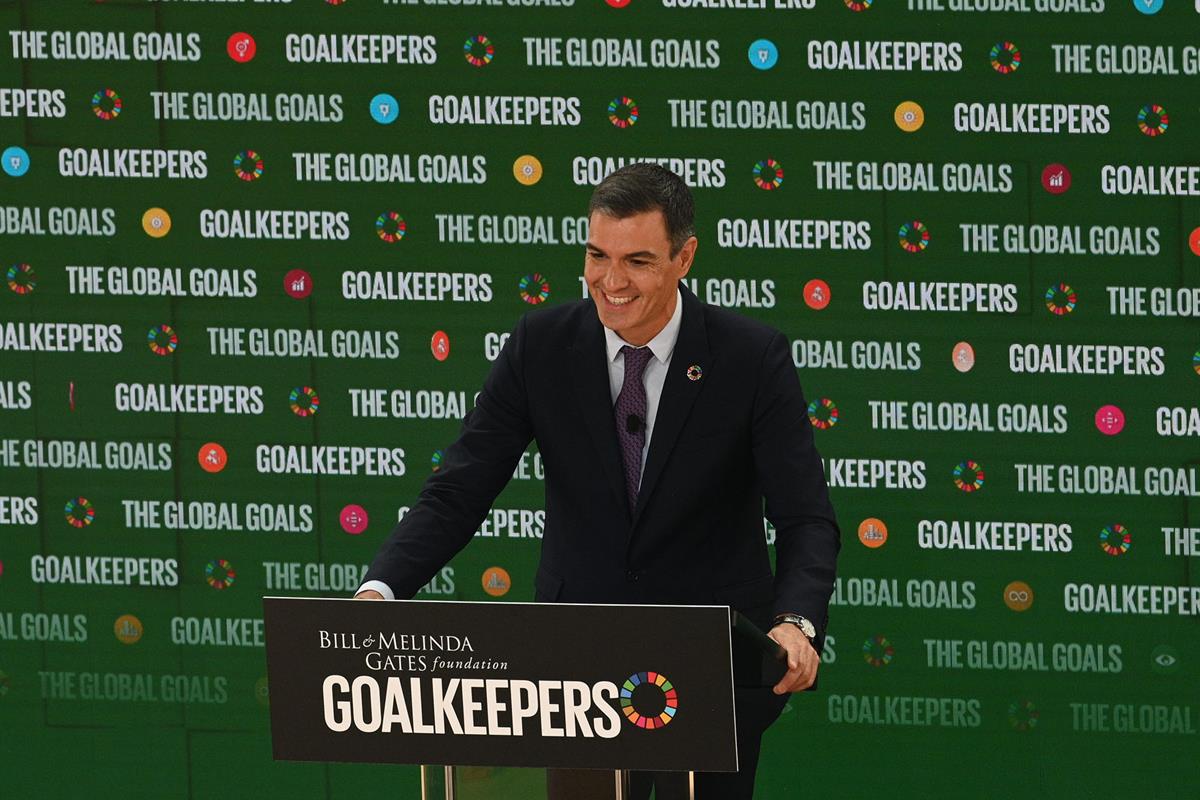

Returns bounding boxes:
[1151,645,1180,674]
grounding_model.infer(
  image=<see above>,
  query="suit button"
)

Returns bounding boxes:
[625,569,641,582]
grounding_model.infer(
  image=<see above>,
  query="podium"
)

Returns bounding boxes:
[263,597,761,799]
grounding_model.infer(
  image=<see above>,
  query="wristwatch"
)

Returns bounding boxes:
[773,613,817,643]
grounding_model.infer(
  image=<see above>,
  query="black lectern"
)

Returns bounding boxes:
[263,597,743,800]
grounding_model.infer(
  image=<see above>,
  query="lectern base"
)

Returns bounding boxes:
[419,766,696,800]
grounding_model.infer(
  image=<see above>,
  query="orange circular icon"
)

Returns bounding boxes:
[1003,581,1034,612]
[431,330,450,362]
[198,443,228,473]
[858,518,888,548]
[1189,227,1200,257]
[114,614,143,644]
[482,566,511,597]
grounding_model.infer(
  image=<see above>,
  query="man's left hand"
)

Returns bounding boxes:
[767,623,819,694]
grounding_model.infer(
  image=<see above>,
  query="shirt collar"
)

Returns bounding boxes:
[604,287,683,366]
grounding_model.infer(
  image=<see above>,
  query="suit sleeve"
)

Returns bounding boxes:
[751,331,841,652]
[361,314,535,599]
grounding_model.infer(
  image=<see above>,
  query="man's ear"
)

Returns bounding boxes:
[676,236,699,278]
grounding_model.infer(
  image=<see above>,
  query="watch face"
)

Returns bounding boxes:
[800,618,817,638]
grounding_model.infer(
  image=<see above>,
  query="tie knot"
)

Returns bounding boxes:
[620,345,654,378]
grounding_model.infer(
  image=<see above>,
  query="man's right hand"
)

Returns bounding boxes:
[354,590,384,600]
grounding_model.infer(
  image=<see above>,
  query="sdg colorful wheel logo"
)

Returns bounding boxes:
[1008,700,1040,732]
[431,449,445,472]
[844,0,873,10]
[91,88,122,120]
[1099,524,1132,556]
[619,672,678,729]
[289,386,320,417]
[1137,104,1168,137]
[375,212,406,243]
[205,559,236,590]
[752,159,784,191]
[1044,283,1077,315]
[863,636,894,667]
[898,220,931,252]
[519,273,551,304]
[807,398,839,430]
[464,35,495,67]
[953,460,985,492]
[7,263,36,294]
[989,42,1022,74]
[233,150,265,181]
[1193,349,1200,376]
[607,96,639,128]
[147,324,179,355]
[65,497,95,528]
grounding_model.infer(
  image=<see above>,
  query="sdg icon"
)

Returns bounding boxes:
[370,93,399,124]
[747,39,778,70]
[2,146,29,176]
[1133,0,1163,13]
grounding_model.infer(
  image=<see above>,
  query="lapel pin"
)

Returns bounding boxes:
[686,364,703,382]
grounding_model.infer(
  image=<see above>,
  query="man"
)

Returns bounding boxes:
[356,163,840,798]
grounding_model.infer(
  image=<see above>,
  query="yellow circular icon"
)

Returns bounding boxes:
[894,101,925,133]
[142,207,172,238]
[858,518,888,549]
[114,614,144,644]
[513,155,543,186]
[1003,581,1034,612]
[482,566,512,597]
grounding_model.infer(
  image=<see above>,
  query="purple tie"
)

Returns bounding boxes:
[615,345,654,512]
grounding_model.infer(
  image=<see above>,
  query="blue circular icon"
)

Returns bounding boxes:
[370,93,399,124]
[2,146,29,177]
[1133,0,1163,13]
[748,39,778,70]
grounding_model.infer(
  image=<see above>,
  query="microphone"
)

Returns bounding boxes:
[626,414,643,434]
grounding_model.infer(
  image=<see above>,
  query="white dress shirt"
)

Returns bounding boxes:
[357,290,684,601]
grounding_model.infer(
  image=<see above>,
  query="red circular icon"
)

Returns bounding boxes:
[1189,227,1200,257]
[227,33,257,63]
[1095,405,1125,436]
[606,0,632,6]
[198,443,228,473]
[340,504,369,535]
[1041,164,1071,194]
[284,269,312,299]
[431,330,450,362]
[804,279,831,310]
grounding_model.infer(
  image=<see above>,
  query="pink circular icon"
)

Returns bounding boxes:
[952,342,976,373]
[339,504,369,534]
[1095,405,1125,436]
[283,269,312,299]
[0,560,4,578]
[606,0,632,5]
[1041,164,1071,195]
[227,33,257,63]
[804,279,831,310]
[431,330,450,362]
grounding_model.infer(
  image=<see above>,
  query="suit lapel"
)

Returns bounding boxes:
[570,309,632,519]
[632,286,709,526]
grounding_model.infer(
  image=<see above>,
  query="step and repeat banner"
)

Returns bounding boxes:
[1,1,1197,798]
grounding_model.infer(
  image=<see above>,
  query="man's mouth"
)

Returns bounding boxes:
[604,293,636,306]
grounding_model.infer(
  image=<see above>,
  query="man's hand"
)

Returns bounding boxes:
[767,623,820,694]
[355,590,384,600]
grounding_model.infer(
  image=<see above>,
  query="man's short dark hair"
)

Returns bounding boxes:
[587,163,695,257]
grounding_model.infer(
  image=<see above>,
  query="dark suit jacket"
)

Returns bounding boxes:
[364,283,841,691]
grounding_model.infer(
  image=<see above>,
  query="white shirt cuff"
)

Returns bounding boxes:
[356,580,395,600]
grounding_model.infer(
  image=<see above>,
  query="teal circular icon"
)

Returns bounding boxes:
[748,39,778,70]
[1151,644,1179,674]
[370,93,399,124]
[2,146,29,176]
[1133,0,1163,13]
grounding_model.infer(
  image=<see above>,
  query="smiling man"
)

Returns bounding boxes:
[356,164,840,799]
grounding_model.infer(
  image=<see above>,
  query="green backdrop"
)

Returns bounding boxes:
[1,1,1197,798]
